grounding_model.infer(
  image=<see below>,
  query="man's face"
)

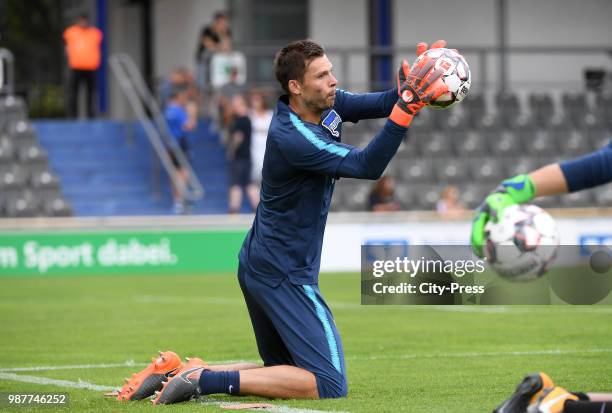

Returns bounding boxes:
[298,55,337,113]
[215,17,229,32]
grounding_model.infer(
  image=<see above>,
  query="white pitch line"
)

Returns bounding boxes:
[201,399,349,413]
[0,360,144,373]
[2,348,611,374]
[345,348,612,361]
[134,295,612,314]
[0,372,115,392]
[0,374,346,413]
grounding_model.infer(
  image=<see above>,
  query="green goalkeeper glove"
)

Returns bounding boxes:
[471,174,537,258]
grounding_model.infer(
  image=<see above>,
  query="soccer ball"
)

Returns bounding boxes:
[416,48,471,109]
[484,204,560,281]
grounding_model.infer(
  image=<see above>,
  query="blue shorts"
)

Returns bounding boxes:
[237,264,347,398]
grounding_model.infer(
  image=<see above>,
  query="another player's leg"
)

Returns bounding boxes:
[529,390,612,413]
[495,373,612,413]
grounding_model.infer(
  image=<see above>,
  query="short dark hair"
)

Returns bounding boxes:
[214,11,228,20]
[274,39,325,95]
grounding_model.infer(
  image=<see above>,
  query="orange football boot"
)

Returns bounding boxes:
[117,351,183,401]
[493,372,555,413]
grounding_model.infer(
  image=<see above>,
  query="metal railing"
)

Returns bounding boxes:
[234,45,612,92]
[109,53,204,202]
[0,48,15,95]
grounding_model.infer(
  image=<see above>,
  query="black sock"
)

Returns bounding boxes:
[564,400,612,413]
[198,370,240,395]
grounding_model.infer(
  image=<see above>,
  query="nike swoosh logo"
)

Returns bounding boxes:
[178,367,203,384]
[228,385,233,393]
[503,181,525,190]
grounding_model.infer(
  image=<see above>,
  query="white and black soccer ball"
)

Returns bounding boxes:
[416,48,471,109]
[484,204,560,282]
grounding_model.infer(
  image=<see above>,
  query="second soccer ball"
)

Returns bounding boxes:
[484,204,560,282]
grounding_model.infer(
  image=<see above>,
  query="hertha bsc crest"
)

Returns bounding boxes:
[322,109,342,138]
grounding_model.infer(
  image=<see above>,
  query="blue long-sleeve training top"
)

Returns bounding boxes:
[559,140,612,192]
[239,88,400,285]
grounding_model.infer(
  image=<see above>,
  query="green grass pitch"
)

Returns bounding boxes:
[0,273,611,412]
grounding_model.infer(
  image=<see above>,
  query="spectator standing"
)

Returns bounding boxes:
[436,185,466,219]
[159,67,198,109]
[227,94,258,213]
[249,90,273,185]
[195,11,232,93]
[217,67,245,137]
[368,176,401,212]
[164,89,196,214]
[63,14,103,118]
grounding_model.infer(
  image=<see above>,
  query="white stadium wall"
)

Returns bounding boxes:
[308,0,370,91]
[107,2,146,120]
[152,0,226,80]
[506,0,612,90]
[106,0,612,118]
[394,0,612,91]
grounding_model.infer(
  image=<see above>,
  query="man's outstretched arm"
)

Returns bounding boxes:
[471,142,612,257]
[335,40,447,123]
[279,55,448,180]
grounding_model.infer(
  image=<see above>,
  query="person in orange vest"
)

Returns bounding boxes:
[63,14,103,118]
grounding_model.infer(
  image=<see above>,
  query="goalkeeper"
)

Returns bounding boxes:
[471,142,612,257]
[118,39,450,404]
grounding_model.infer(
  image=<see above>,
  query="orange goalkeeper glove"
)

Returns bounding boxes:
[389,56,448,127]
[397,39,447,95]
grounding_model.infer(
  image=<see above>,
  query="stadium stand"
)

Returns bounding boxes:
[4,90,608,216]
[0,95,73,217]
[338,90,611,211]
[33,119,229,216]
